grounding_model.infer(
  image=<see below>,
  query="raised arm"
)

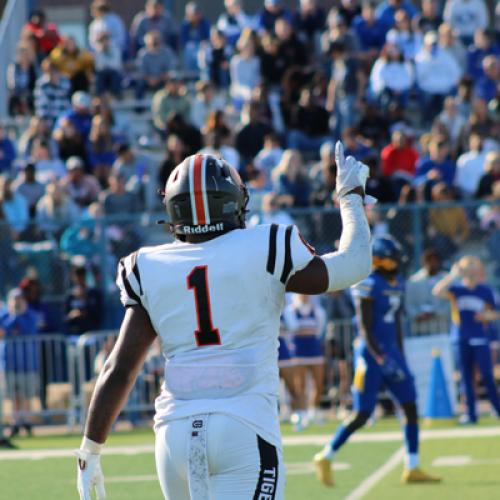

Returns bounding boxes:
[432,263,460,300]
[287,142,372,294]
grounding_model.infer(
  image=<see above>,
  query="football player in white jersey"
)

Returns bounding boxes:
[75,142,372,500]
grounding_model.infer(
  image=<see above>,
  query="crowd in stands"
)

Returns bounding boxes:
[0,0,499,314]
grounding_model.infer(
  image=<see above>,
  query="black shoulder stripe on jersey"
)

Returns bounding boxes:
[130,251,143,295]
[119,259,141,304]
[280,225,293,284]
[266,224,278,275]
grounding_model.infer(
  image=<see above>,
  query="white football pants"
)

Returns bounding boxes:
[155,413,284,500]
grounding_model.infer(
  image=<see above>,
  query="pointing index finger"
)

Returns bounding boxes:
[335,141,345,168]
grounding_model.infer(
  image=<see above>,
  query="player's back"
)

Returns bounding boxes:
[116,222,314,447]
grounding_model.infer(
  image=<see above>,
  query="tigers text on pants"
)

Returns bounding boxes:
[155,413,285,500]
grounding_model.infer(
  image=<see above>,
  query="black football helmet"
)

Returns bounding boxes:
[163,154,249,238]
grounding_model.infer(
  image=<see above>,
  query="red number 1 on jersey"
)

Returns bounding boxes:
[187,266,221,346]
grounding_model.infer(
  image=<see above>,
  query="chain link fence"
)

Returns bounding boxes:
[1,199,499,321]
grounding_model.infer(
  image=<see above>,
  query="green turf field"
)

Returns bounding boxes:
[1,418,500,499]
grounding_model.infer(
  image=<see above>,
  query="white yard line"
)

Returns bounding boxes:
[344,447,405,500]
[2,426,500,461]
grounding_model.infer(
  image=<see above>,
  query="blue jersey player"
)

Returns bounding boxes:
[433,256,500,424]
[314,237,440,486]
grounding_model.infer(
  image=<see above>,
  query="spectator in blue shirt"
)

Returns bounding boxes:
[474,55,500,103]
[376,0,418,29]
[180,1,210,73]
[0,126,16,175]
[467,29,500,82]
[352,1,388,56]
[1,287,39,437]
[258,0,293,33]
[415,135,456,188]
[54,91,93,141]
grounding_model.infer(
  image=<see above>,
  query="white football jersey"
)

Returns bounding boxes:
[116,223,314,448]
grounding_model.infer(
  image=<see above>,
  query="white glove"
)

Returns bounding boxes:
[75,447,106,500]
[335,141,376,204]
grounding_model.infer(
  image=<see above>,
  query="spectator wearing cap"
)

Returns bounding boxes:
[23,10,61,58]
[180,2,211,73]
[467,29,500,82]
[375,0,418,30]
[454,132,487,197]
[136,30,178,101]
[151,79,191,137]
[12,163,44,218]
[0,126,16,175]
[415,31,461,125]
[60,157,100,210]
[406,248,450,334]
[415,136,456,189]
[217,0,256,47]
[49,36,94,93]
[88,1,127,55]
[93,31,123,99]
[369,43,414,108]
[230,28,261,109]
[474,56,500,104]
[352,1,388,60]
[64,261,103,335]
[0,287,39,437]
[34,60,71,128]
[35,181,80,238]
[443,0,489,46]
[54,91,93,141]
[131,0,178,53]
[258,0,293,34]
[0,175,30,237]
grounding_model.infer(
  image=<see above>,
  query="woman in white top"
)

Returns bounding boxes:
[370,43,414,108]
[229,28,261,109]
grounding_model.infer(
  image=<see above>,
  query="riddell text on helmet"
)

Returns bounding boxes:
[183,223,225,234]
